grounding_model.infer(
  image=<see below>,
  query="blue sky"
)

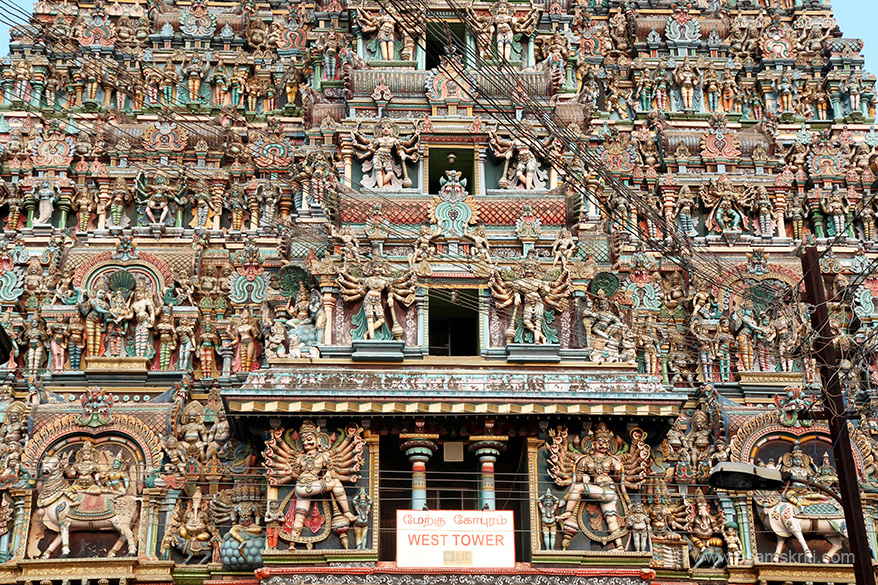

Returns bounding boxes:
[0,0,876,75]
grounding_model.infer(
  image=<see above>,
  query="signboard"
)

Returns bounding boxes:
[396,510,515,568]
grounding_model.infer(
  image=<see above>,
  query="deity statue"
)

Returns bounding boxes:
[130,286,158,359]
[703,63,720,113]
[351,119,420,190]
[547,424,626,550]
[700,176,755,234]
[625,503,651,552]
[198,313,221,378]
[580,291,625,360]
[673,56,701,111]
[32,181,59,226]
[32,442,139,559]
[184,54,206,102]
[537,490,560,550]
[466,1,541,62]
[731,300,766,372]
[356,5,402,62]
[672,185,698,237]
[177,400,208,463]
[337,250,416,341]
[488,258,570,345]
[229,308,259,372]
[263,421,365,543]
[713,317,735,383]
[23,315,48,375]
[48,315,69,371]
[162,486,217,563]
[0,178,23,231]
[551,229,576,269]
[463,224,491,261]
[488,122,550,190]
[156,311,177,370]
[821,186,849,238]
[135,169,186,227]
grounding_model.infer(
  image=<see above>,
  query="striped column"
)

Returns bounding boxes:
[400,435,438,510]
[469,438,507,511]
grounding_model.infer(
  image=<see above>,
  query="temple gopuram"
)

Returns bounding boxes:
[0,0,876,583]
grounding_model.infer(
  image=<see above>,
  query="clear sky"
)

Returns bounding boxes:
[0,0,876,74]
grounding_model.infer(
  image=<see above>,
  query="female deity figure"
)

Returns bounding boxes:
[68,313,86,370]
[156,311,177,370]
[488,122,550,190]
[786,192,807,241]
[131,287,157,359]
[80,285,110,359]
[73,188,96,233]
[714,317,734,383]
[821,186,849,237]
[177,317,195,372]
[672,185,698,236]
[198,314,220,378]
[49,315,69,371]
[351,119,420,190]
[654,68,670,112]
[24,316,48,375]
[633,71,654,112]
[720,73,738,113]
[229,308,258,372]
[703,63,720,112]
[674,56,700,111]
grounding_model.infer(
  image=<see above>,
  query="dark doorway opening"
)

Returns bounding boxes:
[425,22,466,71]
[428,289,479,356]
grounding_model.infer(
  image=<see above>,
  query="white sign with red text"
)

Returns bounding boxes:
[396,510,515,568]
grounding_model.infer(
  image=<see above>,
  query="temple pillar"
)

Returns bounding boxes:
[320,285,337,345]
[401,435,438,510]
[469,437,507,510]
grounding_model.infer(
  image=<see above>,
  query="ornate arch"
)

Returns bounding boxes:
[22,413,164,477]
[72,251,173,293]
[710,258,802,314]
[728,409,868,475]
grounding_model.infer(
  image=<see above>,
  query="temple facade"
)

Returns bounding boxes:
[0,0,875,584]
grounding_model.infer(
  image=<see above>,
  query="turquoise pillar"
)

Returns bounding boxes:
[470,439,507,510]
[402,437,437,510]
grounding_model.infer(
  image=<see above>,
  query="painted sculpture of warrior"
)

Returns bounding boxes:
[337,251,416,341]
[547,424,626,551]
[263,421,365,543]
[488,258,570,345]
[351,119,420,190]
